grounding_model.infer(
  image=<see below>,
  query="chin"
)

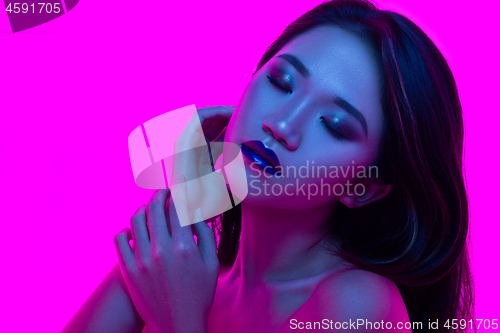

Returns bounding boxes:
[240,185,334,211]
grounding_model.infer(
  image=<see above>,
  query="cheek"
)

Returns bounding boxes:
[237,74,275,118]
[223,114,239,143]
[279,146,378,197]
[305,143,374,174]
[224,81,262,143]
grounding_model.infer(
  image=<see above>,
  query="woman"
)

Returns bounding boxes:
[60,0,474,332]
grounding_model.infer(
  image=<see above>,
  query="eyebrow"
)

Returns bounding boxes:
[277,53,368,137]
[277,53,311,78]
[333,97,368,137]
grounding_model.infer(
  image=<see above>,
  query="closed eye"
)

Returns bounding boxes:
[320,117,346,140]
[267,75,292,94]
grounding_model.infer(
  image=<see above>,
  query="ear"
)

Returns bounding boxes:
[339,178,393,209]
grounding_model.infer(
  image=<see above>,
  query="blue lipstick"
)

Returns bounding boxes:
[240,140,281,175]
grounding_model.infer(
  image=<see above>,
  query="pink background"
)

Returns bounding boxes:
[0,0,498,331]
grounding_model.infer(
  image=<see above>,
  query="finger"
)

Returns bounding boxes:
[192,209,219,268]
[197,106,234,142]
[169,173,197,248]
[113,228,136,271]
[130,205,150,258]
[212,126,227,142]
[146,188,172,247]
[198,106,233,124]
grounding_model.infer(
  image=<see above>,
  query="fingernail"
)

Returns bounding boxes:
[174,173,186,184]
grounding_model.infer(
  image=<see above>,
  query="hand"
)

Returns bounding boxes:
[198,105,235,143]
[168,105,236,225]
[113,176,220,333]
[172,105,234,175]
[182,105,235,175]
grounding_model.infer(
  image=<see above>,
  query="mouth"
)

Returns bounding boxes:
[240,140,281,175]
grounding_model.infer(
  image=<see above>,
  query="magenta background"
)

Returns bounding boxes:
[0,0,498,331]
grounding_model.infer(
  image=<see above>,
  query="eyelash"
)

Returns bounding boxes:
[267,75,292,94]
[320,117,345,140]
[267,74,345,140]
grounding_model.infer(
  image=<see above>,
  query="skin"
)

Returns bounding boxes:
[60,25,411,333]
[209,25,409,332]
[223,24,389,283]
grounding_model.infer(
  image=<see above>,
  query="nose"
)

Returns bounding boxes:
[262,101,310,151]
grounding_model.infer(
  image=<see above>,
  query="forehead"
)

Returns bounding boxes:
[274,25,383,125]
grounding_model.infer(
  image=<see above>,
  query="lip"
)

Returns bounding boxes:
[241,140,281,171]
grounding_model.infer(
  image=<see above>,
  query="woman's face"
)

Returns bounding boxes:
[224,25,385,210]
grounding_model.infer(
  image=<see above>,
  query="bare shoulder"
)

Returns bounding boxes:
[291,267,411,331]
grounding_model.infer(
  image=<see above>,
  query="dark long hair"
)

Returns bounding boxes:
[211,1,474,331]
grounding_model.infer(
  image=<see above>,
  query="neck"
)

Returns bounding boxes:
[228,200,343,287]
